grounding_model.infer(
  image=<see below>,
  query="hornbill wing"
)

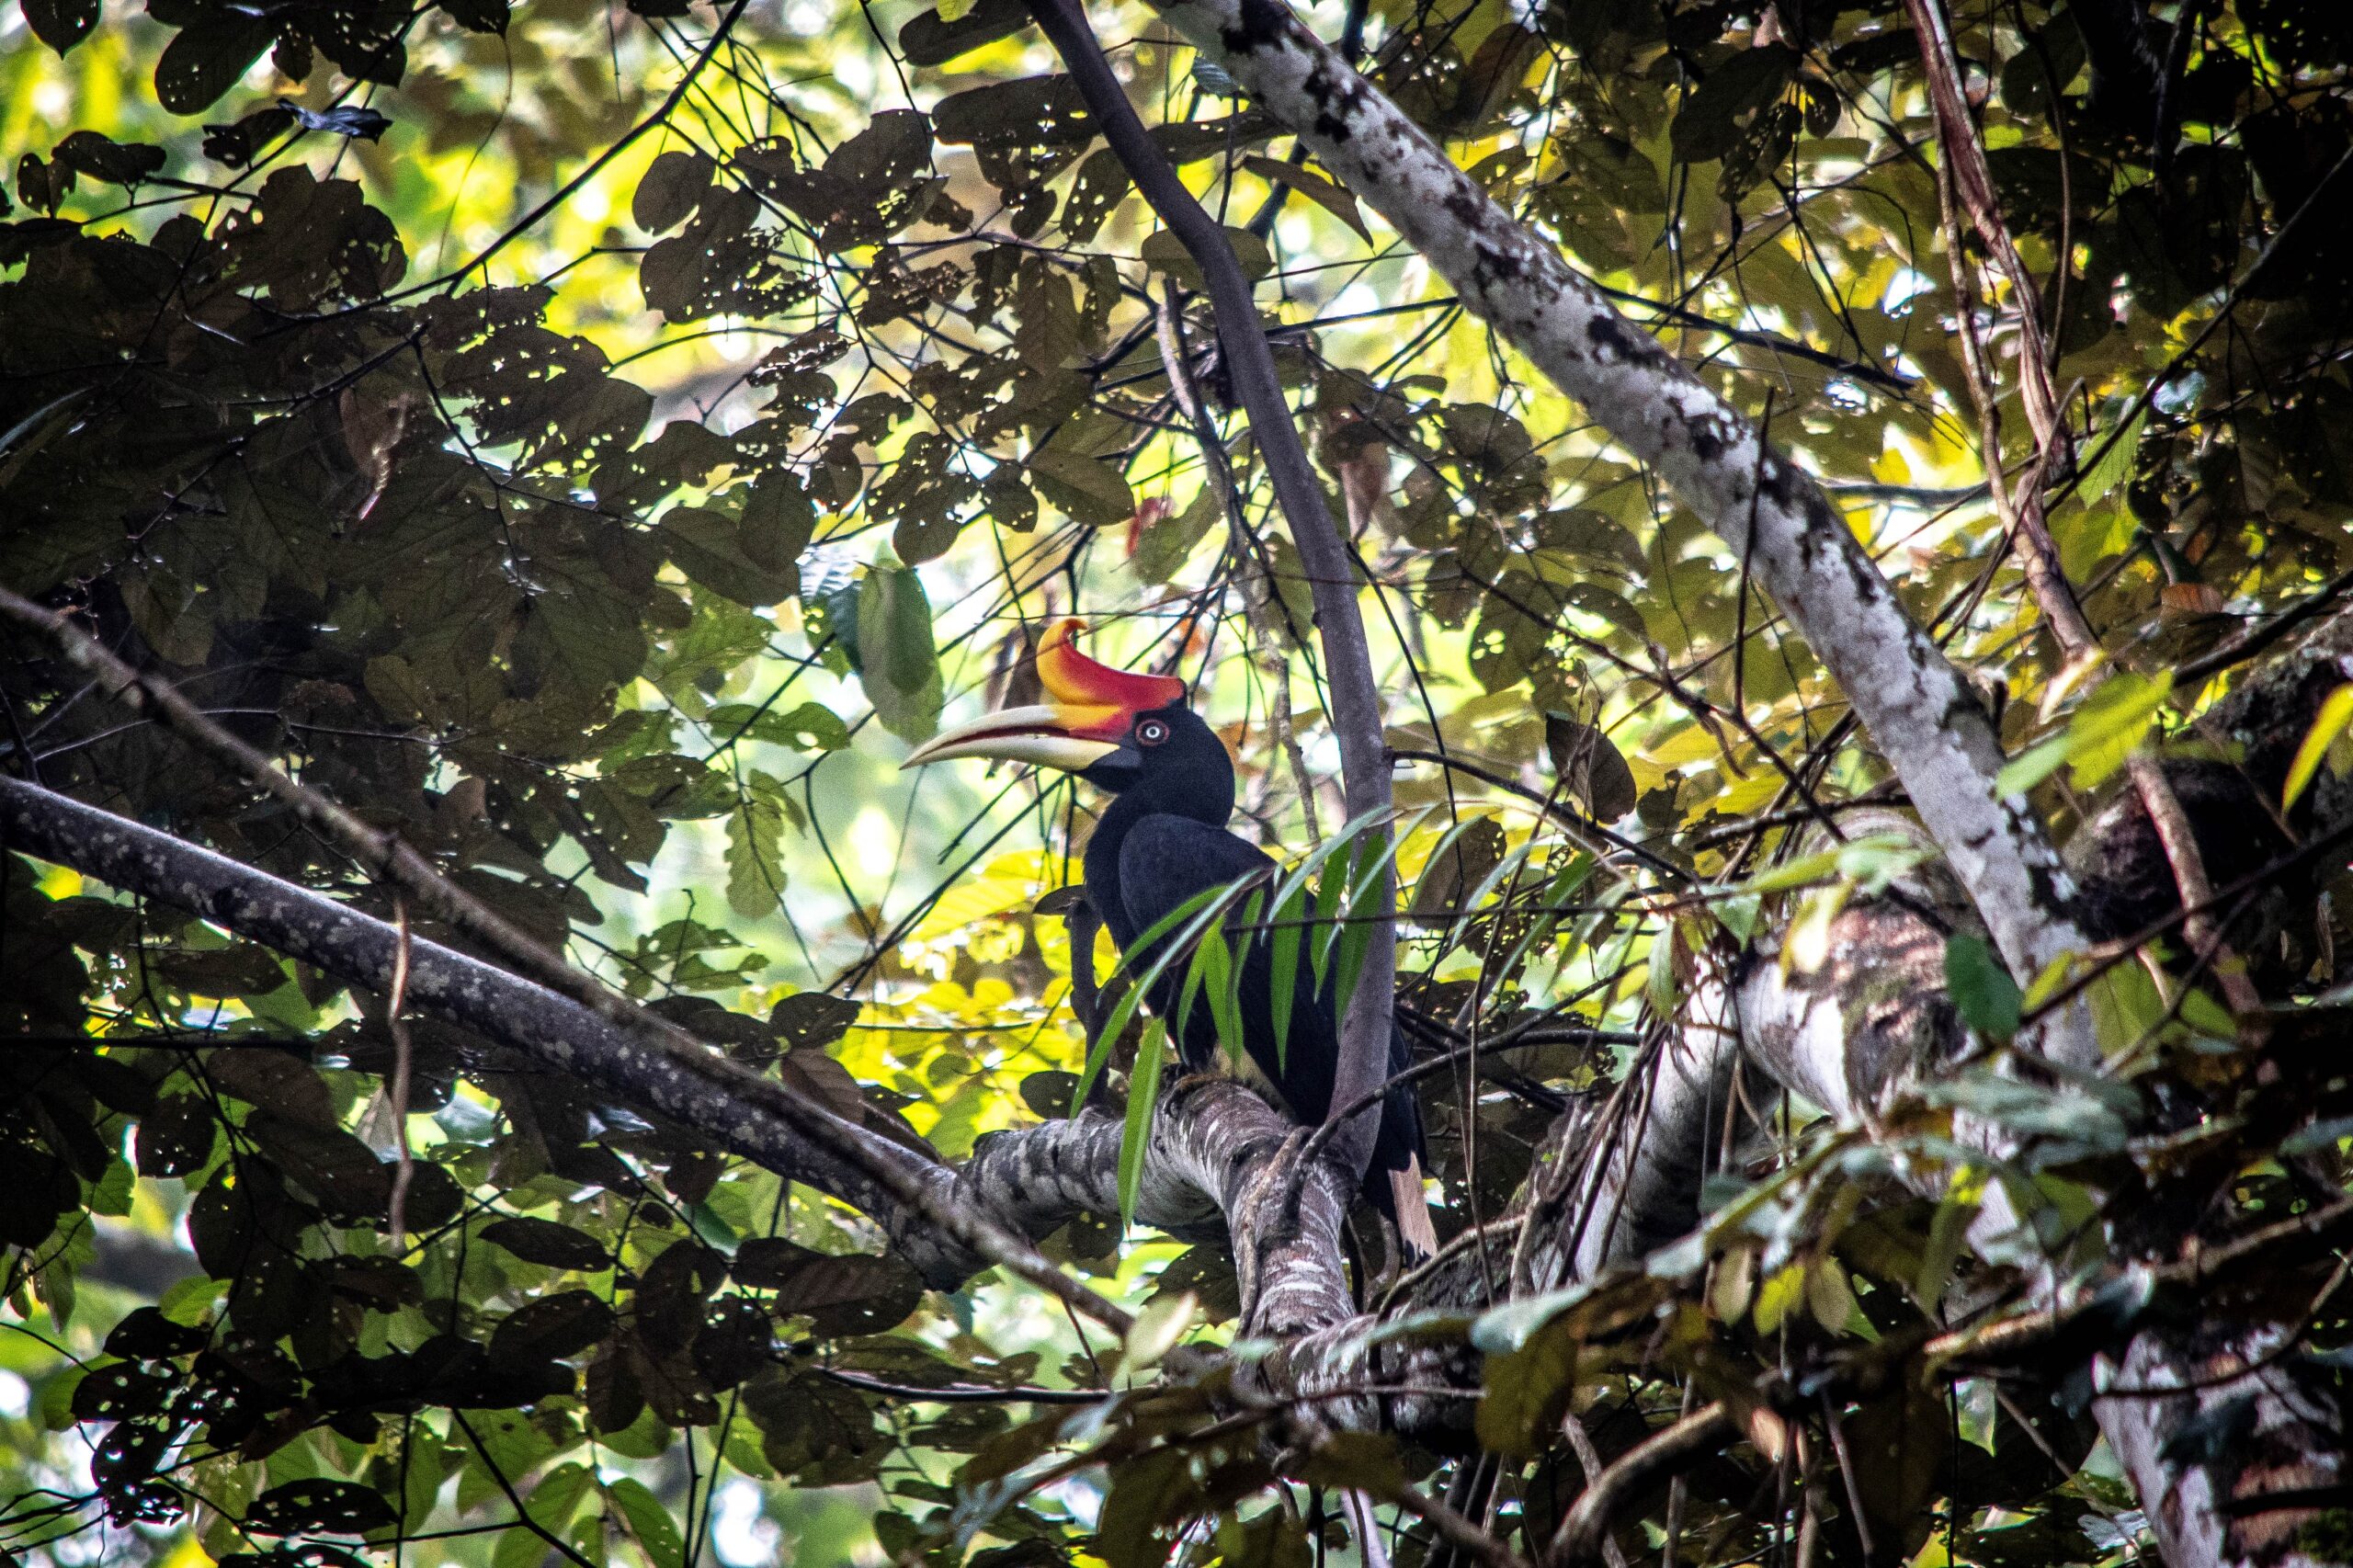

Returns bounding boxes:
[1110,815,1279,1073]
[1114,813,1302,1099]
[1113,818,1434,1256]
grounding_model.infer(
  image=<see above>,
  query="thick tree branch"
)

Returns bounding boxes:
[0,774,1134,1334]
[0,769,1369,1352]
[1133,0,2087,989]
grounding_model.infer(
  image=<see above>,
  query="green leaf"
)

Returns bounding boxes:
[1068,881,1235,1111]
[1131,483,1222,584]
[1644,919,1678,1017]
[494,1466,593,1568]
[2086,960,2170,1057]
[1197,919,1245,1069]
[1121,1285,1195,1372]
[1943,934,2021,1042]
[661,506,797,608]
[2078,409,2146,506]
[710,700,848,751]
[856,560,943,743]
[607,1476,686,1568]
[724,778,788,919]
[1026,447,1134,527]
[1267,882,1305,1067]
[1997,671,2172,795]
[1331,874,1377,1020]
[1118,1020,1166,1232]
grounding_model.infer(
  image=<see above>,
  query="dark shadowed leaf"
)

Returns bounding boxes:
[898,0,1029,64]
[244,1480,398,1538]
[635,1241,729,1351]
[768,991,862,1050]
[435,0,508,31]
[136,1092,217,1177]
[481,1217,611,1271]
[203,1047,335,1128]
[488,1290,615,1364]
[155,18,276,114]
[21,0,98,53]
[1019,1070,1077,1119]
[692,1296,775,1390]
[52,131,165,186]
[633,150,714,235]
[738,1243,923,1335]
[1669,45,1798,165]
[1944,934,2022,1041]
[1544,714,1639,821]
[104,1307,209,1360]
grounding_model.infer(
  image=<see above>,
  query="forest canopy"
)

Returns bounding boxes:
[3,0,2353,1564]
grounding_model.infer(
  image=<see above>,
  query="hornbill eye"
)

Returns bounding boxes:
[1136,719,1170,745]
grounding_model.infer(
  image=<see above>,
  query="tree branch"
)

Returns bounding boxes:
[1133,0,2087,988]
[1023,0,1396,1180]
[0,772,1131,1334]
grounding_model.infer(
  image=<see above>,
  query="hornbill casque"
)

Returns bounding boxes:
[904,619,1437,1261]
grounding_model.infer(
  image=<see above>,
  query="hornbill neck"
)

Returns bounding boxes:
[1081,717,1235,946]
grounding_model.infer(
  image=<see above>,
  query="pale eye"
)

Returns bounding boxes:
[1139,720,1168,744]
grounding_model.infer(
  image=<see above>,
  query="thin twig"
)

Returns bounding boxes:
[1545,1403,1733,1567]
[385,899,417,1245]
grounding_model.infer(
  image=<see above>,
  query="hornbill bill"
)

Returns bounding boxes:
[904,619,1437,1261]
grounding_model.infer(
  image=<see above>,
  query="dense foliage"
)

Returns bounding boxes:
[4,0,2353,1562]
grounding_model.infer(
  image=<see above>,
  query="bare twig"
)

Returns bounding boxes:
[1545,1403,1733,1567]
[385,900,417,1244]
[2127,755,2265,1017]
[1904,0,2260,1023]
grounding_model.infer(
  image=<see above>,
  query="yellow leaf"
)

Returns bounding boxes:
[1752,1264,1803,1335]
[1805,1258,1856,1335]
[1122,1290,1197,1373]
[2283,684,2353,812]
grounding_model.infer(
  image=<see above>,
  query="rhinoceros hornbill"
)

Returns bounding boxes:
[904,619,1436,1260]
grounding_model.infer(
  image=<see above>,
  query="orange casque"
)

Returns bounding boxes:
[1029,619,1187,739]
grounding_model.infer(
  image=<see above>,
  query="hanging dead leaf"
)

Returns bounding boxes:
[1545,712,1639,821]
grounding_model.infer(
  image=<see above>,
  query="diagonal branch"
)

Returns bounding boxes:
[0,770,1365,1335]
[1133,0,2087,991]
[0,761,1132,1335]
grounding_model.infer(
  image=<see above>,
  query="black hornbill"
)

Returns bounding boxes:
[904,619,1436,1260]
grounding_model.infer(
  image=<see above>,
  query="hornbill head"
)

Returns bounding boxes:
[900,619,1205,793]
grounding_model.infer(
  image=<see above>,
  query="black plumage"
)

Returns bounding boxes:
[1077,704,1435,1258]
